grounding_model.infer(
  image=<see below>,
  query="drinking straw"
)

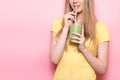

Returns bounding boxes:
[74,6,77,23]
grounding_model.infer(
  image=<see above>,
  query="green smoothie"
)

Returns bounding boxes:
[69,22,82,39]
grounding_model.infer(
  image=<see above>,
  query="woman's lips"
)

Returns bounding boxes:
[73,5,80,9]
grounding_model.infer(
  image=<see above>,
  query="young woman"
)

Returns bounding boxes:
[50,0,110,80]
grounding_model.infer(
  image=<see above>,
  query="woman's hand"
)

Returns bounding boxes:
[70,24,85,50]
[64,11,76,28]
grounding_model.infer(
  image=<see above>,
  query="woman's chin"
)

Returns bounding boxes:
[77,10,83,14]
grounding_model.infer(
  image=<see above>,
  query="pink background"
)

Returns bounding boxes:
[0,0,120,80]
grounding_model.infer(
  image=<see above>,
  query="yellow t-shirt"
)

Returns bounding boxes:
[51,17,110,80]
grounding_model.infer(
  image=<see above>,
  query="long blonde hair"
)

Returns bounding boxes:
[59,0,97,53]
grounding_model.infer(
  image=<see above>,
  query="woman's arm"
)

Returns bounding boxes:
[50,26,69,64]
[50,11,76,64]
[80,42,109,75]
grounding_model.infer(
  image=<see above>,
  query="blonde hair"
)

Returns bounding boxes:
[59,0,97,53]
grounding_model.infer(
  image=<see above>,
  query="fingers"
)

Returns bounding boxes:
[67,11,76,21]
[64,11,76,26]
[70,35,80,41]
[72,32,82,38]
[69,11,76,16]
[70,32,85,44]
[67,14,74,23]
[70,35,84,44]
[70,39,80,44]
[70,32,81,43]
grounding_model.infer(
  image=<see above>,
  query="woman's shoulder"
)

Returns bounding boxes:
[53,16,63,23]
[96,20,108,31]
[96,20,107,27]
[51,16,64,33]
[95,21,110,43]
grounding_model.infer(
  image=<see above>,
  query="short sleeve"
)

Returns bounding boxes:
[51,17,63,33]
[96,21,110,44]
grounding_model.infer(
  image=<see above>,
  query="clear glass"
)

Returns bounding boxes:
[69,22,82,41]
